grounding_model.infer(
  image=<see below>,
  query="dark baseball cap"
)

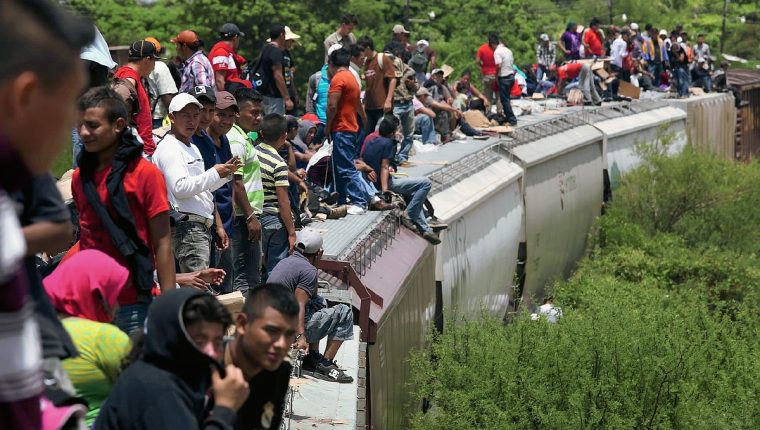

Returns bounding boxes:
[128,40,162,60]
[219,23,245,37]
[269,24,286,39]
[190,85,216,104]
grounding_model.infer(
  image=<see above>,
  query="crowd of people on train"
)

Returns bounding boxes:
[0,1,738,429]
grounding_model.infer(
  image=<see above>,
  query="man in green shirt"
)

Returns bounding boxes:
[228,88,265,293]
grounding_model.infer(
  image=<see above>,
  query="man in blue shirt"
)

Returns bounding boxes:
[361,115,441,245]
[191,89,237,292]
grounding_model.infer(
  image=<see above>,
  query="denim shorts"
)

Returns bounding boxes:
[304,299,354,343]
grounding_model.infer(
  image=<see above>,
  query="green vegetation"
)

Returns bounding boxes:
[408,139,760,429]
[66,0,759,96]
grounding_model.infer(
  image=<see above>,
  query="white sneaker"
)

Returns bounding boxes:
[346,205,367,215]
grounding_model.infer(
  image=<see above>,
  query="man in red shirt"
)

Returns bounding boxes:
[72,86,175,334]
[583,18,605,58]
[476,33,500,111]
[209,23,252,91]
[325,48,369,214]
[114,40,159,156]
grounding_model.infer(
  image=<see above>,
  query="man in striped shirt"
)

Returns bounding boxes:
[173,30,216,93]
[258,114,297,276]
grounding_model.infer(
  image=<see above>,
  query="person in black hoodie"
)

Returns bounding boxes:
[95,288,249,430]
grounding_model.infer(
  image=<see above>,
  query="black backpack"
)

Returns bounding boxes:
[243,44,272,89]
[408,46,429,73]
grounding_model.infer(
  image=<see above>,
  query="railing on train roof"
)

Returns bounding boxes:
[427,146,506,194]
[315,97,678,344]
[339,212,400,277]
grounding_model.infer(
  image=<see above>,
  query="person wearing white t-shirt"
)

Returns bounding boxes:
[493,40,518,125]
[147,60,178,129]
[610,29,631,81]
[152,93,242,273]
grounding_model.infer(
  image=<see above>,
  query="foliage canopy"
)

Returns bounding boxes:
[67,0,760,101]
[408,139,760,429]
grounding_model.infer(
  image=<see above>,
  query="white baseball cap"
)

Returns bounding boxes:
[327,43,343,58]
[417,39,429,47]
[630,22,639,31]
[168,93,203,114]
[296,228,323,254]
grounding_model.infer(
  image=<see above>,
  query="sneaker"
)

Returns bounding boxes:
[422,230,442,245]
[399,214,419,232]
[346,205,366,215]
[427,216,448,232]
[329,359,347,371]
[312,362,353,383]
[398,160,415,168]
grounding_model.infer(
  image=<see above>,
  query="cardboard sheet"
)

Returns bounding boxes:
[217,291,245,315]
[618,80,641,99]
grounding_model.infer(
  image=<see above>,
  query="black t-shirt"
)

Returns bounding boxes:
[236,362,291,430]
[361,135,396,189]
[283,49,294,88]
[260,43,285,98]
[13,174,77,359]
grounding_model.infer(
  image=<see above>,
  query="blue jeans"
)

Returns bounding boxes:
[114,303,150,335]
[497,75,518,125]
[390,177,432,232]
[231,215,261,294]
[394,100,415,162]
[536,65,547,82]
[648,62,663,87]
[673,68,689,96]
[330,132,368,207]
[355,114,367,159]
[358,175,379,201]
[414,114,436,145]
[261,212,289,276]
[694,76,713,93]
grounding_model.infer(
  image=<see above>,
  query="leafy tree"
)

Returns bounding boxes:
[408,142,760,428]
[67,0,759,108]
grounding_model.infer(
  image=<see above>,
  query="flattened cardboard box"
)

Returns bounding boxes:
[618,80,641,99]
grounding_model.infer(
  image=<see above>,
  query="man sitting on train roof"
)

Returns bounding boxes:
[267,228,355,383]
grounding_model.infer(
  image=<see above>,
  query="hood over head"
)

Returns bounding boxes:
[43,249,129,323]
[294,120,316,150]
[142,288,225,377]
